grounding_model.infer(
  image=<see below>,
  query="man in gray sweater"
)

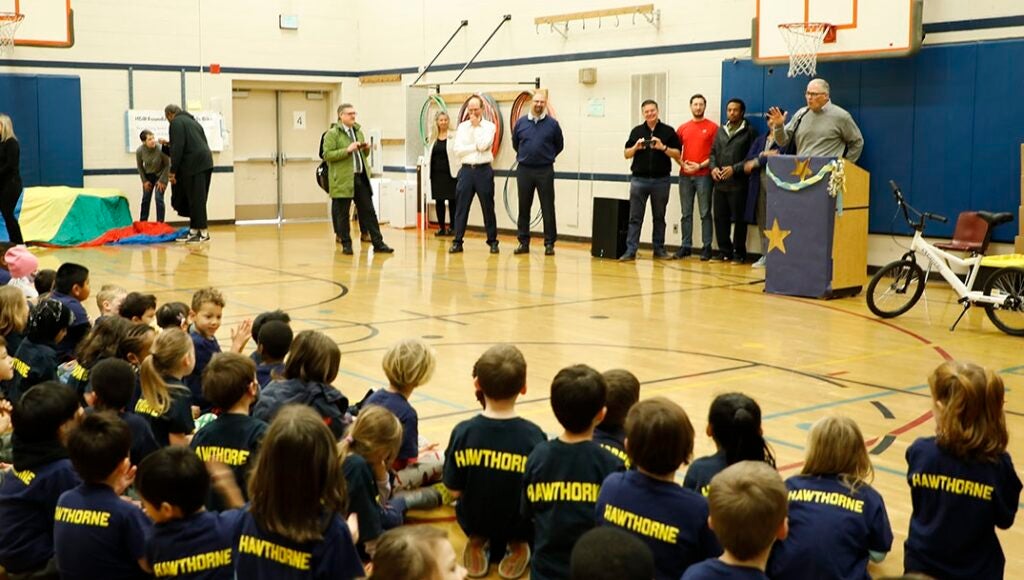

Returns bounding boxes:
[767,78,864,162]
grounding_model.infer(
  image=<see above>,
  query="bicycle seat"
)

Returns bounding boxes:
[977,211,1014,226]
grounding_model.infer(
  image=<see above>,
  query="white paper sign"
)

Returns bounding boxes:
[293,111,307,130]
[586,98,606,118]
[125,110,226,152]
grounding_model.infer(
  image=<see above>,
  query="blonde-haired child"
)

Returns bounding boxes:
[768,415,892,579]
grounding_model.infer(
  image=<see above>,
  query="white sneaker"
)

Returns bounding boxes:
[752,256,767,269]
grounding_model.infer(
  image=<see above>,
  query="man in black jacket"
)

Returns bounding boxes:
[709,99,757,262]
[164,104,214,243]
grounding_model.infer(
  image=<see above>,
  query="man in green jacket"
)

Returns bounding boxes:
[322,103,393,255]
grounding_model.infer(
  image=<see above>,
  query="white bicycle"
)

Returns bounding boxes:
[866,181,1024,336]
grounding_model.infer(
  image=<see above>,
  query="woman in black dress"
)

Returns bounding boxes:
[0,114,24,245]
[429,111,458,236]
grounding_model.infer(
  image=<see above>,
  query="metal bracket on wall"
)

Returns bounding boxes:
[535,4,659,36]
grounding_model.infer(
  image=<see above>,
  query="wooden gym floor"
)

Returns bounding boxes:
[40,222,1023,578]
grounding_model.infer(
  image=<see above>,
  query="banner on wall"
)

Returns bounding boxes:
[124,110,226,153]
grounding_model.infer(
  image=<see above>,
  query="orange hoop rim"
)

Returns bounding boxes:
[0,12,24,22]
[778,22,833,33]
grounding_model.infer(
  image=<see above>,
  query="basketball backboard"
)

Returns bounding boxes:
[753,0,922,64]
[0,0,73,48]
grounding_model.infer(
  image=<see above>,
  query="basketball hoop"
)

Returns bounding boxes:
[0,13,24,57]
[778,22,834,77]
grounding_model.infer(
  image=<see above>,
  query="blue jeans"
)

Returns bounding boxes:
[678,174,712,250]
[625,176,671,255]
[140,173,165,222]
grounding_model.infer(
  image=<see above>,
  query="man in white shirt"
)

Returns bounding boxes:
[450,95,499,254]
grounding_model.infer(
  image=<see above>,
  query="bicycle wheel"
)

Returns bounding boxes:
[983,266,1024,336]
[866,260,926,318]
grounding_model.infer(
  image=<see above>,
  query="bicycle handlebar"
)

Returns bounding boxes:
[888,180,948,229]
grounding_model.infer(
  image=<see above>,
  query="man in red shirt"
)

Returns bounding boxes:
[674,95,718,261]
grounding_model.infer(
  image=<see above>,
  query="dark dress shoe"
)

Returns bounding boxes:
[374,244,394,254]
[618,252,636,261]
[434,229,447,238]
[360,233,371,242]
[449,243,464,254]
[488,243,500,254]
[514,244,529,255]
[341,245,354,255]
[653,249,669,259]
[544,245,555,256]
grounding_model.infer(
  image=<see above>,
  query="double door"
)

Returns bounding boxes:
[233,89,331,222]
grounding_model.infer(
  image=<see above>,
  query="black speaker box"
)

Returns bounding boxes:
[591,198,630,258]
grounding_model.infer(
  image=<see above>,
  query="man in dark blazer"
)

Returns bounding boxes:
[165,104,214,243]
[709,99,757,262]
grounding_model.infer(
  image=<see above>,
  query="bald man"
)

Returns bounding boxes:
[767,78,864,162]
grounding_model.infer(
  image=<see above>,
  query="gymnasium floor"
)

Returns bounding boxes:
[44,222,1023,578]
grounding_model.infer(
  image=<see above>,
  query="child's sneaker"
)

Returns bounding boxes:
[497,542,530,579]
[431,482,456,506]
[463,537,490,578]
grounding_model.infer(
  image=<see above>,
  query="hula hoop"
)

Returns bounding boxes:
[418,94,449,147]
[457,93,503,158]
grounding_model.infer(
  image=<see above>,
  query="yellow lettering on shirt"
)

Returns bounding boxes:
[699,485,710,497]
[602,504,680,544]
[599,444,631,468]
[70,363,89,382]
[194,446,251,466]
[135,398,162,418]
[526,481,601,504]
[238,535,311,571]
[54,506,112,527]
[787,489,864,513]
[11,357,28,378]
[453,448,528,473]
[910,472,994,500]
[153,548,232,577]
[12,468,35,486]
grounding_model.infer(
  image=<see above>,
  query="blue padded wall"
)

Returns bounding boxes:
[0,74,83,188]
[722,39,1024,242]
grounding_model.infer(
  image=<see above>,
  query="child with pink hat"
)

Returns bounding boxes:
[5,246,38,300]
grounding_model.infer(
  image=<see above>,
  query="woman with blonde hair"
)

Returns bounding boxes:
[0,114,25,244]
[426,110,460,237]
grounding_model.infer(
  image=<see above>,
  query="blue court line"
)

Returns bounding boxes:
[763,384,930,421]
[336,368,467,411]
[765,436,805,451]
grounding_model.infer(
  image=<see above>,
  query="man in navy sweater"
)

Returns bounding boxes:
[512,91,564,256]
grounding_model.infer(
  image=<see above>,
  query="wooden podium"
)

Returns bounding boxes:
[764,157,869,299]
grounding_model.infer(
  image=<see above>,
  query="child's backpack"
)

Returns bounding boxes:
[315,130,330,194]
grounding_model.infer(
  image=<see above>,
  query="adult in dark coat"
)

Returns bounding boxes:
[0,114,25,245]
[709,99,757,262]
[742,131,783,268]
[164,104,213,243]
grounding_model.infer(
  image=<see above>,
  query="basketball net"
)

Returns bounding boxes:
[778,23,831,77]
[0,13,23,57]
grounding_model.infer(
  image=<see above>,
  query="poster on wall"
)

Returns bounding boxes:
[125,110,226,153]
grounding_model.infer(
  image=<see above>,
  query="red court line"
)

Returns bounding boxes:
[826,371,849,377]
[933,346,953,361]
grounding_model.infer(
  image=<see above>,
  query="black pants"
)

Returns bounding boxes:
[452,164,497,245]
[435,199,456,230]
[179,169,212,230]
[0,183,23,245]
[332,172,383,246]
[713,186,747,258]
[516,164,556,246]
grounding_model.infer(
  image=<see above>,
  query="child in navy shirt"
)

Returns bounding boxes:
[684,392,775,496]
[139,446,243,580]
[523,364,623,580]
[0,382,82,578]
[254,320,291,388]
[0,284,28,360]
[234,405,363,579]
[54,411,151,579]
[596,397,720,579]
[592,368,639,466]
[904,361,1022,580]
[155,301,190,332]
[185,287,251,411]
[366,338,443,490]
[768,415,892,579]
[443,344,546,578]
[89,358,159,466]
[682,462,789,580]
[10,299,73,403]
[118,292,157,326]
[135,329,196,446]
[191,352,267,509]
[570,527,655,580]
[248,309,290,363]
[50,263,91,362]
[64,314,130,400]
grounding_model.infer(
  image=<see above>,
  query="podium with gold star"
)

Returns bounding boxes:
[763,156,870,299]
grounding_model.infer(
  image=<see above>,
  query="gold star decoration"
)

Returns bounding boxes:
[764,218,792,254]
[791,157,813,181]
